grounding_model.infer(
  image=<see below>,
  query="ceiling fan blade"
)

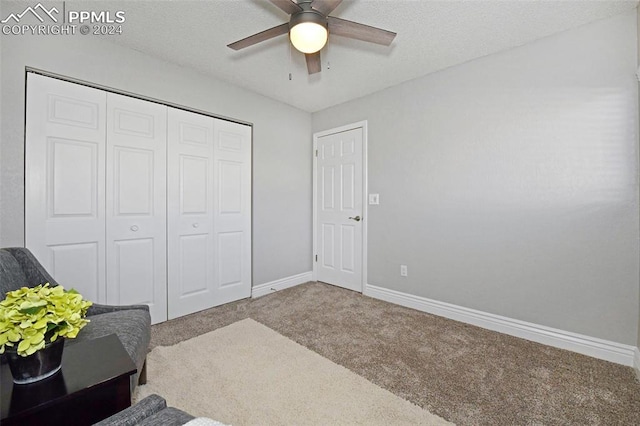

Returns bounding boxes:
[305,52,322,74]
[227,23,290,50]
[312,0,343,16]
[269,0,302,15]
[327,16,396,46]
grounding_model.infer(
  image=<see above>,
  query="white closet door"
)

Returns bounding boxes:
[106,93,167,323]
[25,73,107,303]
[167,108,216,319]
[213,119,252,304]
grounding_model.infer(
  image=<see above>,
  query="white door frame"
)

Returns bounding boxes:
[312,120,368,292]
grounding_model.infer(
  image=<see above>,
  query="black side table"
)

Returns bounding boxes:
[1,334,137,426]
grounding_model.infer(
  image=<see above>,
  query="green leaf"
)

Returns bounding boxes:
[31,332,44,345]
[17,339,30,353]
[19,306,45,315]
[33,318,49,329]
[7,330,21,342]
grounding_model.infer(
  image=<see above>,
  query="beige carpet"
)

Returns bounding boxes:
[136,318,451,425]
[150,283,640,425]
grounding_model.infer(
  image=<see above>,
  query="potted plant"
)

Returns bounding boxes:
[0,283,92,384]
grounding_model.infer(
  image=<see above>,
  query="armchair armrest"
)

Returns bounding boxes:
[94,394,167,426]
[87,303,150,316]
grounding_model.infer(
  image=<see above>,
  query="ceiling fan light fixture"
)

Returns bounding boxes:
[289,10,328,54]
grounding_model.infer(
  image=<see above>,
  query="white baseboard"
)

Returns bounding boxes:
[252,272,313,298]
[364,284,636,366]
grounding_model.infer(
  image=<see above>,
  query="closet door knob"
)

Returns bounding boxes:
[192,223,199,228]
[130,225,139,232]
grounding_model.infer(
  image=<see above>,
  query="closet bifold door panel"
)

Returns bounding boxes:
[106,93,168,323]
[167,107,216,319]
[25,73,108,304]
[213,119,252,305]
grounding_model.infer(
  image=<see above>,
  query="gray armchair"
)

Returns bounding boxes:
[94,394,195,426]
[0,247,151,391]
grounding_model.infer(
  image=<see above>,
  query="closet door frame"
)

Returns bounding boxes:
[24,69,254,323]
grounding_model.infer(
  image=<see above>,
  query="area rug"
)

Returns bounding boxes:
[135,318,452,425]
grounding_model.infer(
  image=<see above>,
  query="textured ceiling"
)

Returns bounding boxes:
[73,0,638,112]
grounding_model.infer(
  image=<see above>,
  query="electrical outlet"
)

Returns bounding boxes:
[400,264,408,277]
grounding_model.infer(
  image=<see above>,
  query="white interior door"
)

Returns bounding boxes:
[106,92,167,323]
[167,107,216,319]
[315,127,364,292]
[25,73,107,303]
[213,119,252,304]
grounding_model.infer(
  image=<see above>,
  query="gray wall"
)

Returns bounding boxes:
[313,11,639,345]
[0,33,312,287]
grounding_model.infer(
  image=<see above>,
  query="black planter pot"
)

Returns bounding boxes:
[5,337,65,385]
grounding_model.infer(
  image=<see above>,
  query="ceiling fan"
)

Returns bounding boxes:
[227,0,397,75]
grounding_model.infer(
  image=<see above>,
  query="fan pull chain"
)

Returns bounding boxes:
[288,42,293,81]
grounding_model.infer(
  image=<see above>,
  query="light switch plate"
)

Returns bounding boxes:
[400,265,408,277]
[369,194,379,205]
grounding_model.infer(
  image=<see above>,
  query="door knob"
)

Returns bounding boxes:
[130,225,139,232]
[192,223,199,228]
[348,216,361,222]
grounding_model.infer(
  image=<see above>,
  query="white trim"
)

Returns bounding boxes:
[251,272,312,298]
[364,284,636,366]
[312,121,368,292]
[634,347,640,380]
[26,68,252,127]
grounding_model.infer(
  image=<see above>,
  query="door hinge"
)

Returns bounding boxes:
[315,149,318,157]
[315,255,317,262]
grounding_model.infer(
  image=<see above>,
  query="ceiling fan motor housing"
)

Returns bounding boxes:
[289,8,328,31]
